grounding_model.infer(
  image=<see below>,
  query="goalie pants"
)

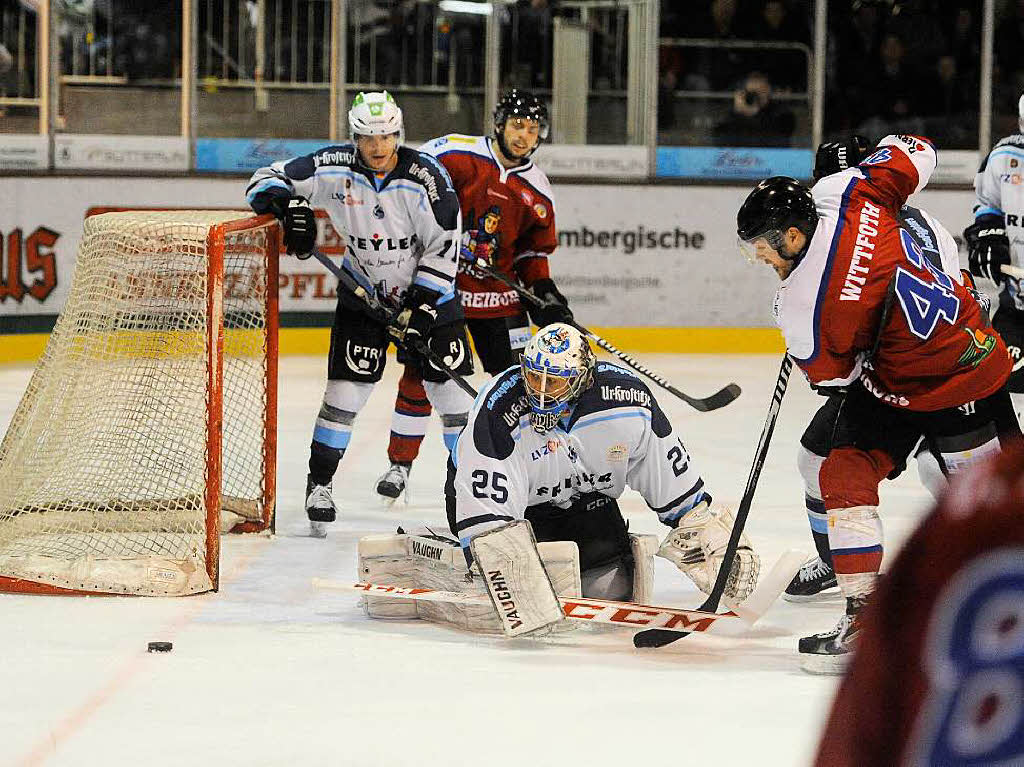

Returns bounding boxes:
[387,313,531,465]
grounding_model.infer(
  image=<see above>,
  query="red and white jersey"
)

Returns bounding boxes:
[419,134,558,319]
[815,445,1024,766]
[774,134,1011,411]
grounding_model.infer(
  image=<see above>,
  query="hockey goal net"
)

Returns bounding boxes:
[0,211,279,596]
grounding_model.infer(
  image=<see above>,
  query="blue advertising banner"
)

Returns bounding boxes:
[196,137,327,173]
[656,146,813,180]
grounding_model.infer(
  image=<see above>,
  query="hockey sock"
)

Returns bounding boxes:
[827,505,882,599]
[424,379,474,454]
[310,380,373,485]
[797,446,832,566]
[387,367,431,465]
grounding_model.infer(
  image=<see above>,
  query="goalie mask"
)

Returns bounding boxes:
[520,323,594,433]
[349,90,405,145]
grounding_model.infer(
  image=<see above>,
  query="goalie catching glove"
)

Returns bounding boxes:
[390,285,440,343]
[269,196,317,258]
[656,500,760,603]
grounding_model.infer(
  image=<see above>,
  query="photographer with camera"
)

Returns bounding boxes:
[712,71,795,148]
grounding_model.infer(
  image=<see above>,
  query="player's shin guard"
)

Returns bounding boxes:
[424,379,473,453]
[827,505,883,600]
[309,380,373,483]
[797,445,832,566]
[387,367,431,465]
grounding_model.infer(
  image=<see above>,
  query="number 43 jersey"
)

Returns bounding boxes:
[447,363,710,548]
[775,134,1011,411]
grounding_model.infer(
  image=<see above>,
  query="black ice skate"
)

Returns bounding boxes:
[375,463,410,503]
[783,556,839,602]
[305,474,337,538]
[798,597,866,675]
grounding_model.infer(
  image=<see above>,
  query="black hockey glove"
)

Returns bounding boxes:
[964,214,1010,285]
[270,196,317,259]
[392,285,441,343]
[812,135,871,182]
[528,278,573,327]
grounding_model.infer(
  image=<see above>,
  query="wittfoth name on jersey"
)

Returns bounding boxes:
[841,200,882,301]
[601,385,651,407]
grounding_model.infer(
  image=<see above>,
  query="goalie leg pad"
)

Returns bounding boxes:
[470,521,565,637]
[630,533,659,604]
[357,531,581,634]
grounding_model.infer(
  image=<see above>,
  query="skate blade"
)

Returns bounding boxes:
[310,520,328,538]
[782,586,842,603]
[799,652,851,675]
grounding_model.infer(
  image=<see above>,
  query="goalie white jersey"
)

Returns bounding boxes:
[246,143,461,304]
[446,362,710,549]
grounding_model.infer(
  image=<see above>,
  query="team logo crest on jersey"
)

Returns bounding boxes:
[463,206,502,266]
[957,328,997,368]
[533,203,547,219]
[373,203,385,219]
[1011,158,1019,168]
[521,189,534,205]
[539,326,572,354]
[606,444,628,463]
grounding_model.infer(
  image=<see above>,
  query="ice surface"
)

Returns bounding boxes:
[0,353,935,767]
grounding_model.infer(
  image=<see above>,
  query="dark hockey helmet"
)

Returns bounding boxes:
[736,176,818,262]
[493,89,550,159]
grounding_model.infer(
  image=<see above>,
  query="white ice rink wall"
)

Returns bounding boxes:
[0,175,980,361]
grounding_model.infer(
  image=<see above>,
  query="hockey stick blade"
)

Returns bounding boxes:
[1001,263,1024,280]
[314,579,756,635]
[632,548,806,648]
[678,382,742,412]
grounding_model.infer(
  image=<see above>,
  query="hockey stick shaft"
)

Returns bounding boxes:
[310,249,478,398]
[634,354,794,648]
[467,256,741,412]
[314,579,746,634]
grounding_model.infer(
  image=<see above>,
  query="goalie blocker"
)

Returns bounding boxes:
[357,521,659,636]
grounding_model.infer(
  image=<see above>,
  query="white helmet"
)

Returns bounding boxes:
[1018,93,1024,134]
[349,91,405,145]
[520,323,594,433]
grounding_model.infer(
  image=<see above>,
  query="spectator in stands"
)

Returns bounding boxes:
[512,0,554,89]
[712,71,795,147]
[857,32,922,137]
[749,0,810,91]
[690,0,749,90]
[995,0,1024,84]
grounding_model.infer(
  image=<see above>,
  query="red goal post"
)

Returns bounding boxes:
[0,210,280,596]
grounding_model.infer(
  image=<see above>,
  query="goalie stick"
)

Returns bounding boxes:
[464,256,741,412]
[314,549,802,637]
[309,249,478,399]
[634,354,795,648]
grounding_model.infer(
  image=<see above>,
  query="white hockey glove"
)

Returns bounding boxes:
[656,501,760,603]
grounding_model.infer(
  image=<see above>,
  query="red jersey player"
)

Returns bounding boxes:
[736,134,1018,673]
[814,443,1024,765]
[374,89,573,501]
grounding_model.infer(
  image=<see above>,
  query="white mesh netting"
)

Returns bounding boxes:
[0,211,276,596]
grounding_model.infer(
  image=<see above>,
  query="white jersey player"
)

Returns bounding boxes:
[446,324,759,605]
[965,92,1024,420]
[246,91,474,536]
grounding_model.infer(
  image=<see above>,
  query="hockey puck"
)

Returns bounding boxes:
[147,641,173,653]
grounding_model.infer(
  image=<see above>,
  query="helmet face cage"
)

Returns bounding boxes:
[519,324,594,433]
[494,89,550,159]
[349,91,405,146]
